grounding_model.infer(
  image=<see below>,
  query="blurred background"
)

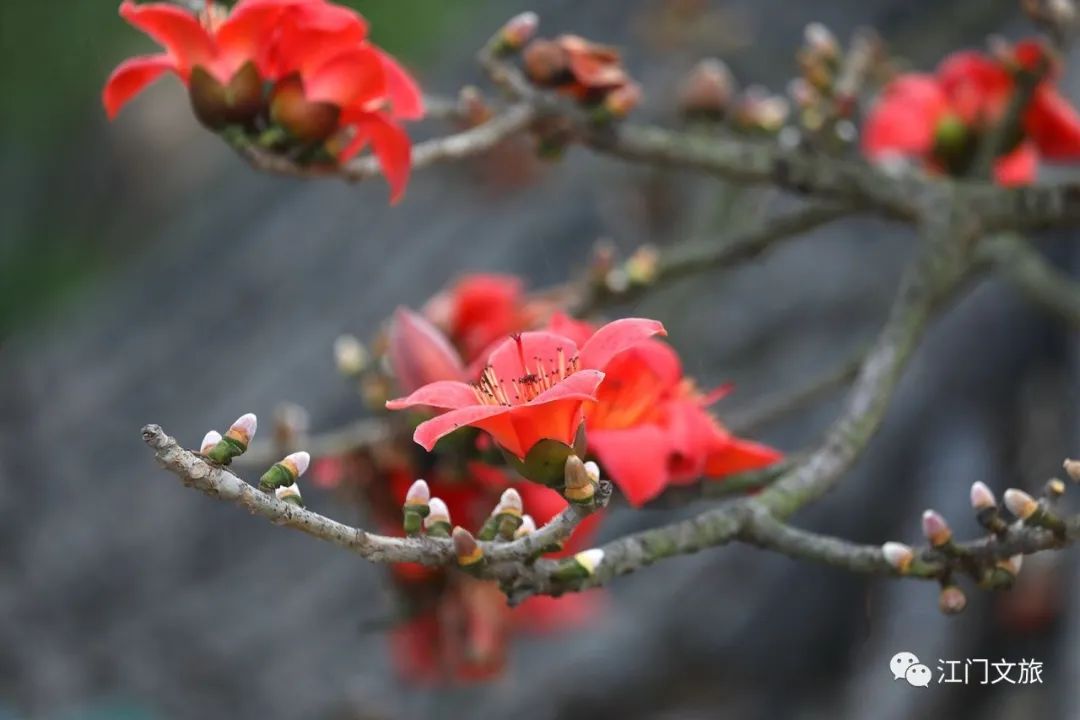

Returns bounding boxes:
[2,0,1080,717]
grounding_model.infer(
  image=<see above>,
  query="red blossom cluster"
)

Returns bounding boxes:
[862,38,1080,184]
[103,0,422,199]
[522,34,642,118]
[385,276,780,506]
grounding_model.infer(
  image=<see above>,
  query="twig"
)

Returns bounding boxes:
[976,233,1080,326]
[235,417,391,467]
[141,424,602,566]
[229,103,536,183]
[726,348,866,436]
[575,204,851,312]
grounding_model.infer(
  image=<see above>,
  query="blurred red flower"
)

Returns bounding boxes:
[420,274,555,367]
[103,0,421,200]
[862,39,1080,185]
[386,318,665,459]
[384,467,604,683]
[549,314,781,506]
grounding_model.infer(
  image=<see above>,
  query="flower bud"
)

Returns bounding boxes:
[452,526,485,572]
[333,335,367,377]
[259,451,311,492]
[523,39,570,86]
[603,82,642,119]
[563,455,597,504]
[200,430,223,455]
[625,245,660,285]
[938,584,967,615]
[921,509,952,547]
[678,58,735,119]
[1045,478,1066,499]
[498,11,539,52]
[969,480,997,510]
[1064,458,1080,483]
[402,479,431,536]
[205,413,258,464]
[188,62,264,130]
[424,497,452,537]
[388,308,466,395]
[495,488,525,540]
[270,75,341,142]
[552,548,605,581]
[514,513,537,539]
[275,483,304,507]
[584,460,601,484]
[803,22,840,62]
[882,541,914,573]
[1004,488,1038,520]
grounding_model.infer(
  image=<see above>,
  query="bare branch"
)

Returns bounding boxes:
[228,103,536,183]
[976,233,1080,327]
[141,424,602,567]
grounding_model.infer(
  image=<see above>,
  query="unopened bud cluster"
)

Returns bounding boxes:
[518,26,642,122]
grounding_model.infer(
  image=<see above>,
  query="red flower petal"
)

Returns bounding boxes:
[704,436,783,477]
[993,142,1038,186]
[102,54,175,119]
[1025,85,1080,160]
[486,331,581,385]
[343,112,413,203]
[578,317,667,370]
[412,404,515,452]
[375,48,425,120]
[118,0,214,79]
[589,425,672,506]
[303,47,386,108]
[386,380,478,411]
[862,74,946,159]
[388,307,466,394]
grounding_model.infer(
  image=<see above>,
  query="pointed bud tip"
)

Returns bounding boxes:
[283,451,310,477]
[232,413,258,435]
[333,334,367,375]
[499,488,523,512]
[882,542,914,571]
[1003,488,1038,519]
[517,514,537,535]
[921,509,951,545]
[970,480,996,510]
[939,585,967,614]
[1063,458,1080,483]
[999,554,1024,576]
[200,430,222,453]
[406,479,431,504]
[574,548,605,575]
[275,483,302,501]
[427,496,449,519]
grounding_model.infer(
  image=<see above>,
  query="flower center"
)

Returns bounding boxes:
[473,343,580,406]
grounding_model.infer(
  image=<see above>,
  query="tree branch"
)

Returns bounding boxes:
[976,233,1080,327]
[227,103,536,183]
[141,424,602,566]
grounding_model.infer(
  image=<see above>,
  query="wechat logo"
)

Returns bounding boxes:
[891,651,931,687]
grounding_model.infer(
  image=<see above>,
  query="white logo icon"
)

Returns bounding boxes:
[890,651,919,680]
[905,663,932,687]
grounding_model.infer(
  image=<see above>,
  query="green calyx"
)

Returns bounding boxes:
[205,436,246,465]
[259,463,296,492]
[501,427,588,487]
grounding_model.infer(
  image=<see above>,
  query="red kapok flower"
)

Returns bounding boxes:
[386,318,665,460]
[387,307,468,395]
[103,0,422,201]
[420,274,552,366]
[549,314,781,506]
[862,38,1080,185]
